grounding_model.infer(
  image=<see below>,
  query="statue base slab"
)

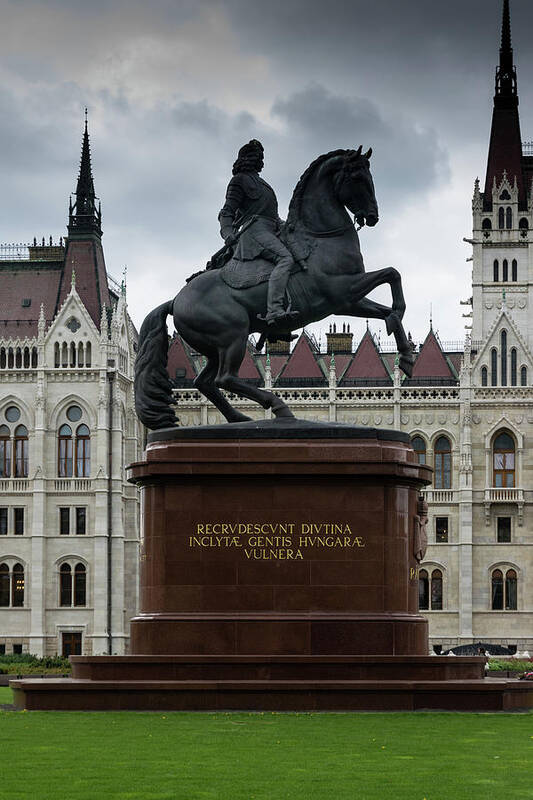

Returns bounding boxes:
[11,423,533,711]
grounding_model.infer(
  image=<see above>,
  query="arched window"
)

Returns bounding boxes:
[492,568,517,610]
[74,563,86,606]
[54,342,60,368]
[60,562,86,607]
[506,569,517,610]
[70,343,76,368]
[78,342,84,367]
[491,348,497,386]
[61,342,68,368]
[0,564,24,607]
[521,366,527,386]
[506,207,512,229]
[482,218,492,230]
[14,425,28,478]
[434,436,451,489]
[519,217,529,232]
[499,208,505,229]
[58,424,73,477]
[411,436,426,465]
[502,259,508,282]
[418,568,443,610]
[0,564,9,607]
[511,349,517,386]
[431,569,443,610]
[85,342,92,368]
[493,431,515,488]
[491,569,503,609]
[419,569,429,610]
[500,330,507,385]
[0,425,11,478]
[75,425,90,477]
[481,366,488,386]
[12,563,24,607]
[493,259,499,282]
[60,564,72,606]
[512,259,518,281]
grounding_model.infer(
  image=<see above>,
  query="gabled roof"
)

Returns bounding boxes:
[167,335,197,381]
[276,331,325,382]
[238,342,262,381]
[341,329,391,383]
[0,262,62,337]
[472,307,533,373]
[411,329,458,381]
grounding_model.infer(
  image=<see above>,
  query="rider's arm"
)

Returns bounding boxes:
[218,176,245,241]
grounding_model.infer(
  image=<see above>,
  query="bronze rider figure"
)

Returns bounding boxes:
[218,139,299,328]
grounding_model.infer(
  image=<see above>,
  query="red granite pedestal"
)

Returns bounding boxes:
[11,421,533,711]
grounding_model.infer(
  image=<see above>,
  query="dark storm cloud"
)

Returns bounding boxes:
[1,0,532,339]
[271,84,448,208]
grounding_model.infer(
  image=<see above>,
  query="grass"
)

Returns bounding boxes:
[1,687,533,800]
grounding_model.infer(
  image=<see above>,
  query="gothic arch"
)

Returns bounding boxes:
[0,395,35,429]
[484,417,523,451]
[49,395,96,431]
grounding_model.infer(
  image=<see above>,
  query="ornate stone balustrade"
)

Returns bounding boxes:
[51,479,93,493]
[0,479,32,494]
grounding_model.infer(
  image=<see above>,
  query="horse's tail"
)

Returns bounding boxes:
[134,299,177,430]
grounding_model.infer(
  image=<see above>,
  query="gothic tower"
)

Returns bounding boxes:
[56,113,111,328]
[471,0,533,382]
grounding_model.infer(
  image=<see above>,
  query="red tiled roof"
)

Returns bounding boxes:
[0,263,62,337]
[330,353,351,379]
[342,330,390,381]
[57,238,110,328]
[484,105,526,206]
[277,332,324,380]
[239,344,262,380]
[167,335,196,380]
[412,330,456,379]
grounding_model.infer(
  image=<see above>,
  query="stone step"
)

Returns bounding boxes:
[69,654,486,682]
[11,676,533,712]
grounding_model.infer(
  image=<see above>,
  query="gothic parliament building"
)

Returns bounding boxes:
[1,0,532,656]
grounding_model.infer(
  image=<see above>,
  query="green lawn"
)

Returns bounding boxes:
[1,686,533,800]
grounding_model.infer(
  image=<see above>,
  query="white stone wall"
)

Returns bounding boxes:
[0,285,139,657]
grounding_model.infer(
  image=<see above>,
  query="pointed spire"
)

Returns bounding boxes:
[484,0,525,207]
[68,111,102,236]
[38,303,46,339]
[71,269,76,290]
[500,0,512,62]
[100,304,109,342]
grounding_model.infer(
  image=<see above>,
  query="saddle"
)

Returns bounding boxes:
[220,228,314,290]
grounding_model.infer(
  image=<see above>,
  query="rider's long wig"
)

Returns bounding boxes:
[232,140,264,175]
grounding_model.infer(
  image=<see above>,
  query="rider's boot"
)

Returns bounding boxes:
[263,258,300,328]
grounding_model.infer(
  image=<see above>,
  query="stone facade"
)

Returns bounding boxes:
[0,124,141,657]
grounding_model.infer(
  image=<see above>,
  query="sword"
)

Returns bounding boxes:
[206,216,258,270]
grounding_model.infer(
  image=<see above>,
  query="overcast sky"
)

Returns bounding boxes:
[1,0,533,347]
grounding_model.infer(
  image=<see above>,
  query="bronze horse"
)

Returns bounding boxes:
[135,148,414,429]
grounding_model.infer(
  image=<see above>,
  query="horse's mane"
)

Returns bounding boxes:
[286,149,347,228]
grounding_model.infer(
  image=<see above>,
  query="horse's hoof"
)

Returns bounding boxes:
[399,355,414,379]
[272,405,295,419]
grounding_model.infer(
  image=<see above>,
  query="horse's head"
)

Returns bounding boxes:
[336,146,379,228]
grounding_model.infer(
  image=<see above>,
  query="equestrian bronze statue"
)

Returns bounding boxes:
[135,143,415,429]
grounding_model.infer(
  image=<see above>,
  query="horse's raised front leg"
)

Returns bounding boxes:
[194,355,252,424]
[216,338,294,418]
[348,267,406,324]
